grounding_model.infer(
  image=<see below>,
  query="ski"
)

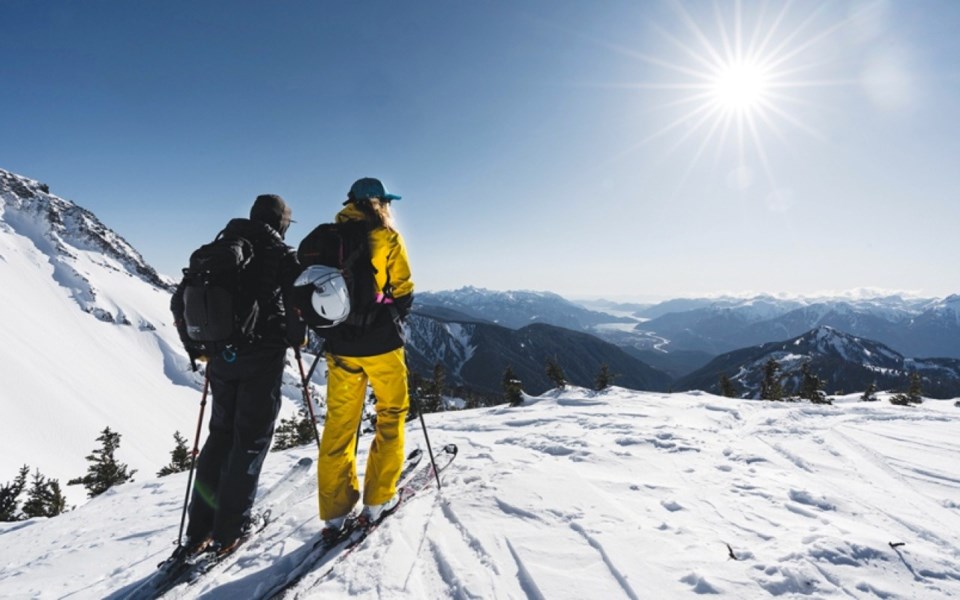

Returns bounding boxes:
[255,443,457,600]
[121,455,315,600]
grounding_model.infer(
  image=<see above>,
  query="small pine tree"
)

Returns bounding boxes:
[719,374,738,398]
[157,431,193,476]
[907,372,923,403]
[21,469,67,518]
[418,363,446,414]
[503,366,524,407]
[431,363,446,412]
[545,357,567,390]
[67,427,137,498]
[594,364,616,391]
[760,358,783,401]
[860,382,878,402]
[890,372,924,406]
[272,410,317,451]
[0,465,30,522]
[798,363,830,404]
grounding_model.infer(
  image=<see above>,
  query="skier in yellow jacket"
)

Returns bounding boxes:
[317,177,414,539]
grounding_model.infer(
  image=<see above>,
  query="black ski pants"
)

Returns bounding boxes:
[186,346,285,544]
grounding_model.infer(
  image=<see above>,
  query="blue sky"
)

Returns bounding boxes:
[2,1,959,300]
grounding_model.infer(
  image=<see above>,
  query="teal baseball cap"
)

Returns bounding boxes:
[348,177,401,202]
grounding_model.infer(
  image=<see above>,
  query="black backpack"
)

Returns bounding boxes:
[181,232,259,352]
[295,220,376,331]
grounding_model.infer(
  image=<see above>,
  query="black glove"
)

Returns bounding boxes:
[393,294,413,321]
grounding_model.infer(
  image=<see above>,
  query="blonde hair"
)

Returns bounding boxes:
[358,198,397,231]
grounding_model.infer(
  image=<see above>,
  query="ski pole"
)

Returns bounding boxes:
[295,348,323,450]
[178,369,209,547]
[412,393,442,490]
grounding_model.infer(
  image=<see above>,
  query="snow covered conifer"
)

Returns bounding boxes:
[907,372,924,403]
[503,366,523,406]
[799,363,830,404]
[890,372,924,406]
[0,465,29,521]
[21,469,67,518]
[157,431,192,476]
[860,382,878,402]
[760,358,783,401]
[67,427,137,498]
[595,364,616,391]
[719,374,738,398]
[272,411,317,451]
[545,357,566,390]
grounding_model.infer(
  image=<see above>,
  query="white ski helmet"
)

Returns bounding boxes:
[294,265,350,327]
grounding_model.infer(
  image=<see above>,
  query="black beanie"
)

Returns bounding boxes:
[250,194,292,237]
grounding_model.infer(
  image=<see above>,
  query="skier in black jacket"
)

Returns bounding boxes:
[170,194,304,556]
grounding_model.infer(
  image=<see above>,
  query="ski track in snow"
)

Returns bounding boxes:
[2,390,960,598]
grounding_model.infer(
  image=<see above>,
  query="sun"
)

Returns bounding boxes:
[710,60,770,113]
[594,1,851,186]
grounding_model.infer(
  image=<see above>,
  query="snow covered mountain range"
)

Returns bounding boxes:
[676,326,960,399]
[606,294,960,360]
[429,290,960,373]
[404,315,672,396]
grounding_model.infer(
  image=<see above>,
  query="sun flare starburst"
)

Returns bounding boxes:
[600,1,855,190]
[711,60,770,112]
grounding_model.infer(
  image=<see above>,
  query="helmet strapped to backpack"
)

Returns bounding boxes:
[294,265,350,327]
[294,220,377,333]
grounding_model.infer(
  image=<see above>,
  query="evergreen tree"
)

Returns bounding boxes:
[0,465,29,522]
[594,364,616,391]
[463,391,482,410]
[907,372,924,403]
[760,358,783,401]
[890,372,924,406]
[419,363,446,413]
[860,382,878,402]
[503,366,524,407]
[272,410,317,451]
[545,357,567,390]
[719,374,738,398]
[21,469,67,518]
[157,431,193,476]
[798,363,830,404]
[67,427,137,498]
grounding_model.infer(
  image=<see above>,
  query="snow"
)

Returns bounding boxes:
[0,171,307,508]
[2,388,959,598]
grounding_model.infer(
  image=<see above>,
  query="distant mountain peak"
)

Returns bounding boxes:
[0,168,170,291]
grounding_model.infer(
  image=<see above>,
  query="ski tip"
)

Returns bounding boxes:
[442,443,458,456]
[296,456,314,467]
[407,448,423,461]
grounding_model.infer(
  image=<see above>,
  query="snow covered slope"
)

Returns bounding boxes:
[0,168,202,505]
[0,168,311,507]
[1,389,958,598]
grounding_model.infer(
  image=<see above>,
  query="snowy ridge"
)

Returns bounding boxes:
[419,286,633,331]
[405,316,479,382]
[0,167,312,507]
[1,389,958,598]
[0,169,170,292]
[799,326,901,366]
[676,326,960,398]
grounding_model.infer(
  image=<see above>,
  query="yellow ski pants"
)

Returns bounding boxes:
[317,347,409,520]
